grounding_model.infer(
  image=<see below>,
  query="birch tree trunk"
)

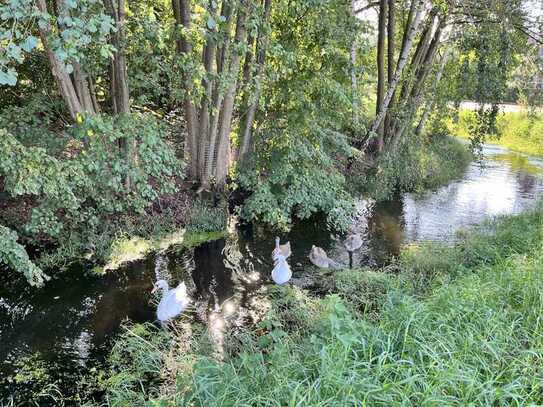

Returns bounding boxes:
[416,47,451,135]
[376,0,388,152]
[384,0,395,135]
[391,18,445,145]
[369,0,425,136]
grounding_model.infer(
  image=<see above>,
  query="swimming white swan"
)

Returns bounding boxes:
[271,254,292,285]
[272,237,291,261]
[152,280,190,323]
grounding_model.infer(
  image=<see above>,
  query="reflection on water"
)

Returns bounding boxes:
[400,144,543,243]
[1,143,543,403]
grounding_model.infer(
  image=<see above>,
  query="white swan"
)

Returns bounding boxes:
[152,280,190,323]
[271,254,292,285]
[272,237,291,261]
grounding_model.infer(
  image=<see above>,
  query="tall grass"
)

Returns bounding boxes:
[449,109,543,156]
[105,205,543,406]
[361,135,472,201]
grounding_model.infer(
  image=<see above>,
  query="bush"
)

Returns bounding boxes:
[0,113,183,272]
[238,126,356,232]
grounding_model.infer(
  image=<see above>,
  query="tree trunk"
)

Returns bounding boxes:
[392,18,445,145]
[239,0,272,162]
[35,0,92,120]
[213,7,249,186]
[376,0,388,152]
[196,0,220,181]
[173,0,199,178]
[384,0,396,135]
[104,0,133,188]
[416,47,451,136]
[205,1,235,182]
[369,0,425,137]
[72,61,98,113]
[350,0,359,124]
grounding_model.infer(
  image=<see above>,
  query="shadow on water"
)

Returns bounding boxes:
[2,143,543,403]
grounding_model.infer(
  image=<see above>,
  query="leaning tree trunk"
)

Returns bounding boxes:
[368,0,425,138]
[238,0,272,162]
[35,0,96,119]
[391,17,445,146]
[416,47,451,136]
[375,0,388,152]
[384,0,395,135]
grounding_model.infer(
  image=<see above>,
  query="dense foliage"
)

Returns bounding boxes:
[0,112,182,279]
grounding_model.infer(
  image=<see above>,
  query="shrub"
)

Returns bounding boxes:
[0,113,183,271]
[238,126,356,232]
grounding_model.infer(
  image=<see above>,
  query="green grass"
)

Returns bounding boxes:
[449,109,543,156]
[362,135,472,201]
[104,205,543,406]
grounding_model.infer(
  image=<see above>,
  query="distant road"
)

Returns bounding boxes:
[460,101,540,113]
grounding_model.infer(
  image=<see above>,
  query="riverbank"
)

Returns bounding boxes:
[360,135,472,201]
[448,109,543,156]
[104,201,543,405]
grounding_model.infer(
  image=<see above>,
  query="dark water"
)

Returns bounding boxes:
[2,144,543,404]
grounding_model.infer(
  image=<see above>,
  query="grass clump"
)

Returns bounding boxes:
[328,269,397,319]
[105,204,543,406]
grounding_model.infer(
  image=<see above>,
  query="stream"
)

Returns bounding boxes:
[2,143,543,403]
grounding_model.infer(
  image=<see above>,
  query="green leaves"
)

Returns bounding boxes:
[0,68,17,86]
[0,0,114,86]
[0,114,183,264]
[20,35,38,52]
[0,225,49,286]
